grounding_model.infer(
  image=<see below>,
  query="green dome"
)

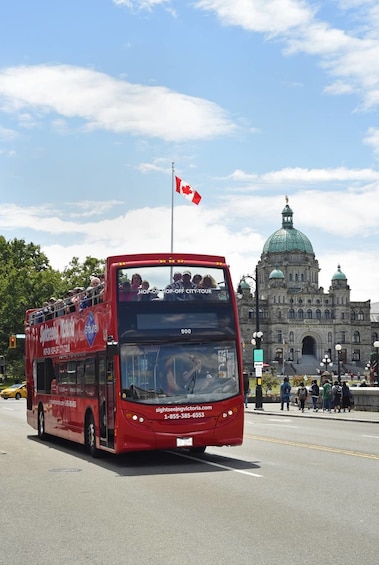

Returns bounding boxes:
[269,267,285,279]
[239,279,250,289]
[332,264,346,280]
[263,198,314,254]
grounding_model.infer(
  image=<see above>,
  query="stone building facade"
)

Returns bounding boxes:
[237,198,379,377]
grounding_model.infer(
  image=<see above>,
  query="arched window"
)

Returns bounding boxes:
[289,331,294,343]
[358,311,364,321]
[288,309,295,319]
[316,309,321,319]
[325,310,330,319]
[306,309,312,319]
[352,331,360,344]
[248,309,255,319]
[351,311,356,321]
[298,309,304,319]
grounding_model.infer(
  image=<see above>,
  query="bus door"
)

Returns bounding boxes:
[98,355,115,449]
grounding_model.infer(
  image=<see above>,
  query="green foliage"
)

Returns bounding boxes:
[262,373,279,394]
[0,237,104,375]
[292,375,308,387]
[62,256,105,291]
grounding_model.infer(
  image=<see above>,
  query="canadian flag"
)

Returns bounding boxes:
[175,176,202,205]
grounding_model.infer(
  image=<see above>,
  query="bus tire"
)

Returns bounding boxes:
[38,405,46,440]
[85,413,99,458]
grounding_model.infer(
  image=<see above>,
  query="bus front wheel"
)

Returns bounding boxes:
[38,406,46,440]
[85,413,99,458]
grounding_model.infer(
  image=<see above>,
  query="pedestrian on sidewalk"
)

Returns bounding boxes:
[341,381,351,412]
[310,379,319,412]
[243,372,250,408]
[332,380,342,412]
[297,382,308,412]
[280,376,291,410]
[323,379,332,412]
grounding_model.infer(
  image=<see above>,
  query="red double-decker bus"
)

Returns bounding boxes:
[25,253,244,456]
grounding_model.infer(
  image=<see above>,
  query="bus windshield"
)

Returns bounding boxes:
[117,265,229,303]
[117,263,239,404]
[120,341,239,405]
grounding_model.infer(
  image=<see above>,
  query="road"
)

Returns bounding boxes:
[1,399,379,565]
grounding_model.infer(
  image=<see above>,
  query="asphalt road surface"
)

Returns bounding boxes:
[1,399,379,565]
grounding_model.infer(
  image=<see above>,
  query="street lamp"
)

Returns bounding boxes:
[239,267,264,410]
[335,344,342,383]
[251,331,264,410]
[320,355,333,383]
[373,341,379,385]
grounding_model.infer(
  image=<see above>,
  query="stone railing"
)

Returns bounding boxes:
[350,387,379,412]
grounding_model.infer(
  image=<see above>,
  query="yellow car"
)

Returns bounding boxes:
[0,383,27,400]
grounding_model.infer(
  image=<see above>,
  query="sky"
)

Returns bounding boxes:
[1,0,379,303]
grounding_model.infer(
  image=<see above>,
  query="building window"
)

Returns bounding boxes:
[352,331,360,344]
[289,331,294,343]
[248,309,254,319]
[325,310,330,319]
[277,330,282,343]
[351,311,356,320]
[352,349,360,361]
[341,331,346,344]
[306,309,312,319]
[358,311,364,321]
[277,310,282,320]
[328,332,332,344]
[298,309,304,319]
[288,309,295,319]
[316,309,321,319]
[341,312,345,320]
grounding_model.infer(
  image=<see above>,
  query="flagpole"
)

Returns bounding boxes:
[171,162,175,253]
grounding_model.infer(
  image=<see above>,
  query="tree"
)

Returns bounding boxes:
[0,236,105,376]
[0,237,62,373]
[61,256,105,291]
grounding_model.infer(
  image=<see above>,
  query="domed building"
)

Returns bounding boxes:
[237,197,379,379]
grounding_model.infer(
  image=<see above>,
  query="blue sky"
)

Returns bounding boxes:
[1,0,379,302]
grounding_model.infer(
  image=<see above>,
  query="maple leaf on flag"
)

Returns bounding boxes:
[175,176,202,205]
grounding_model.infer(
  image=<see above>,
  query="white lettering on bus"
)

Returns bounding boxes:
[40,324,59,344]
[60,318,75,339]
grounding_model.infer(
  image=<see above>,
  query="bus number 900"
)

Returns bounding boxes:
[181,328,192,334]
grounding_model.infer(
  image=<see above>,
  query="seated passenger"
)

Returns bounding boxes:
[199,274,218,299]
[138,280,151,301]
[119,280,133,302]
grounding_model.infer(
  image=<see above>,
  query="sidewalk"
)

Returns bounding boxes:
[245,401,379,423]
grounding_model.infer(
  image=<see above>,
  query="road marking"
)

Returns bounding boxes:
[246,434,379,460]
[363,435,379,439]
[170,451,263,477]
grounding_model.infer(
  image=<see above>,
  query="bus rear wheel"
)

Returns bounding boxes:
[38,406,46,440]
[85,413,99,458]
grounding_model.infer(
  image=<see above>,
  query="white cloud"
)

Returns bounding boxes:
[221,166,379,185]
[194,1,379,111]
[0,64,237,142]
[195,0,315,34]
[364,127,379,156]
